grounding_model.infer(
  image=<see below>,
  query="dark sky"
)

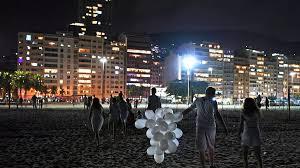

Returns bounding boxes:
[0,0,300,56]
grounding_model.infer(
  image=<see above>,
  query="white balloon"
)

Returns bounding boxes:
[155,108,163,119]
[168,123,177,131]
[153,132,164,141]
[145,110,155,120]
[155,146,164,155]
[164,113,174,124]
[167,140,177,153]
[164,131,176,140]
[146,129,154,139]
[159,121,168,132]
[154,154,164,164]
[173,128,183,138]
[145,119,156,128]
[147,146,156,156]
[150,138,159,146]
[164,108,173,114]
[135,119,147,129]
[151,126,161,135]
[173,139,179,147]
[159,139,169,151]
[173,112,183,122]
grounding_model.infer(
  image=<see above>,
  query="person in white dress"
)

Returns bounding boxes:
[239,98,263,168]
[183,87,228,168]
[88,98,104,146]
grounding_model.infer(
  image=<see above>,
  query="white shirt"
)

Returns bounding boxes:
[190,97,217,128]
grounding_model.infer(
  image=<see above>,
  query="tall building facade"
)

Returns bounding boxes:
[124,34,163,98]
[69,0,112,39]
[164,42,234,102]
[17,32,126,99]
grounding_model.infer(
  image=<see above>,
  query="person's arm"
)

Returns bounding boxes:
[214,101,228,135]
[182,99,197,115]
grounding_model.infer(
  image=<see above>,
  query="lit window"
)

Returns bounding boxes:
[92,21,98,24]
[98,22,101,25]
[112,47,119,51]
[26,35,32,41]
[26,51,30,55]
[60,80,63,84]
[38,36,43,40]
[115,71,119,75]
[27,46,31,50]
[60,44,64,47]
[31,63,38,67]
[78,69,91,73]
[115,66,120,70]
[97,4,102,7]
[26,57,30,61]
[38,47,43,50]
[49,42,55,46]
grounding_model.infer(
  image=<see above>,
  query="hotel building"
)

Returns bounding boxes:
[17,32,126,98]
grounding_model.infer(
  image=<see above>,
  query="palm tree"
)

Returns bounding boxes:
[23,72,34,98]
[60,89,65,96]
[12,70,26,99]
[0,72,13,109]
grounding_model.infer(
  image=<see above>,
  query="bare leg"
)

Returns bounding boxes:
[199,151,206,168]
[208,147,215,167]
[254,146,263,168]
[243,146,249,168]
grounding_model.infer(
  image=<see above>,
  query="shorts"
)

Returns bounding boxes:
[196,127,216,152]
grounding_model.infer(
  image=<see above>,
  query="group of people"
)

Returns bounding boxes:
[183,87,263,168]
[87,87,263,168]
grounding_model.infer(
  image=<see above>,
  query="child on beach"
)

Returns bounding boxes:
[239,98,263,168]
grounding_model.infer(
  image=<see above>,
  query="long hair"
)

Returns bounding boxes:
[91,98,102,110]
[243,98,260,117]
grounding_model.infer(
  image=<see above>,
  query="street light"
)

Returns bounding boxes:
[208,67,213,75]
[100,57,108,99]
[182,56,197,105]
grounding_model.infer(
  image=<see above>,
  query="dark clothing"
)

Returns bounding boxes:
[147,95,161,112]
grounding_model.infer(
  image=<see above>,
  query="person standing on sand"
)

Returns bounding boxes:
[83,95,87,109]
[182,87,228,168]
[89,98,104,146]
[109,97,120,139]
[147,88,161,112]
[239,98,263,168]
[265,97,269,111]
[32,95,37,109]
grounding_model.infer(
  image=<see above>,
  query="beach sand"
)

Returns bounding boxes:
[0,108,299,168]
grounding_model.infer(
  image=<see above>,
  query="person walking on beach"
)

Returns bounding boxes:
[39,98,43,109]
[126,98,135,126]
[134,99,138,109]
[32,95,37,109]
[256,94,262,109]
[87,96,92,110]
[83,95,88,109]
[109,97,120,139]
[119,94,129,135]
[89,98,104,146]
[239,98,263,168]
[147,88,161,112]
[265,97,269,111]
[182,87,228,168]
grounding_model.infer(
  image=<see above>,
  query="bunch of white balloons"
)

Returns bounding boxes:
[135,108,183,163]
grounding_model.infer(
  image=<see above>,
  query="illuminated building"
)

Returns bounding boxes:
[164,42,232,101]
[17,32,126,98]
[124,34,164,97]
[287,56,300,97]
[69,0,112,39]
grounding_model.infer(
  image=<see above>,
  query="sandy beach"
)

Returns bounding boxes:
[0,108,299,168]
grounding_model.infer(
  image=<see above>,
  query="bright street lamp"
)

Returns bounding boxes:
[208,67,213,75]
[100,57,108,99]
[182,56,197,105]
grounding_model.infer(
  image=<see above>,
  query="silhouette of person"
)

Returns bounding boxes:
[126,98,135,126]
[109,97,120,139]
[256,94,262,108]
[39,98,43,109]
[32,95,37,109]
[89,97,104,146]
[83,95,88,109]
[147,88,162,112]
[265,97,269,111]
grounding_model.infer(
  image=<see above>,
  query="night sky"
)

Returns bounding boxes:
[0,0,300,56]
